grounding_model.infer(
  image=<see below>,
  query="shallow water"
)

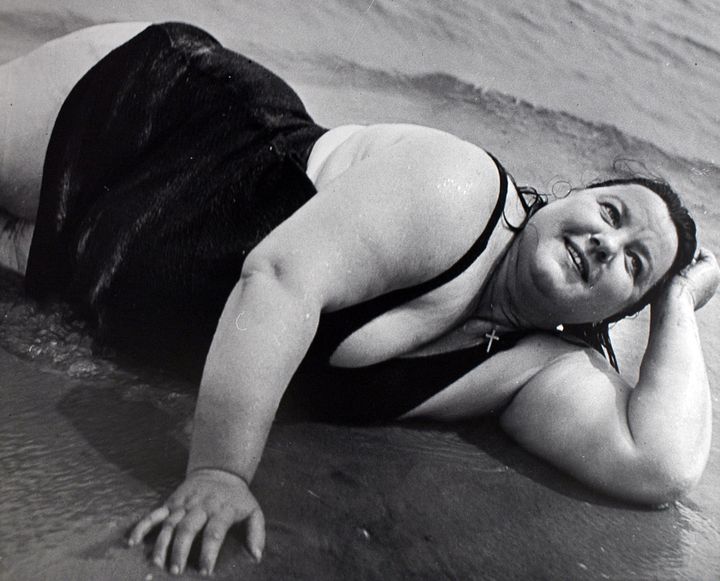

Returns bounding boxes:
[2,0,717,162]
[1,2,719,579]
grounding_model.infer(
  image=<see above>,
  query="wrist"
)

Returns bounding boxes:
[187,466,251,486]
[652,280,695,311]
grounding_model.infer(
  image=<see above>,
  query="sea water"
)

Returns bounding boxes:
[314,0,720,163]
[0,0,718,164]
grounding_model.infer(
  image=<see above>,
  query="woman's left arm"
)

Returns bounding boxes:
[500,248,719,504]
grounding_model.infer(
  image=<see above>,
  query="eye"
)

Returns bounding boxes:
[628,253,642,277]
[601,202,620,226]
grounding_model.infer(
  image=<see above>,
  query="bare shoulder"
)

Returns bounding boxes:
[316,124,503,232]
[500,332,632,432]
[316,124,500,203]
[355,124,498,185]
[406,332,616,421]
[248,124,507,311]
[510,332,629,394]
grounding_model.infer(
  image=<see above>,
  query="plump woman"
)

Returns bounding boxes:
[1,22,717,576]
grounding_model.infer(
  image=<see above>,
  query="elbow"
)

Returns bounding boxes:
[643,474,698,506]
[238,251,324,324]
[654,461,705,502]
[624,457,705,506]
[620,420,711,505]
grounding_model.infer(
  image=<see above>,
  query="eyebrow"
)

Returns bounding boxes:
[615,197,655,280]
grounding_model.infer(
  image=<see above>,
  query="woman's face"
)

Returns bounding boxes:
[512,183,679,326]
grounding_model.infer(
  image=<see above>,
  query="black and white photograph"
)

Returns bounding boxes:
[1,1,719,579]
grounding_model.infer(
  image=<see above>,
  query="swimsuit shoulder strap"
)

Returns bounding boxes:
[366,152,509,310]
[312,152,510,356]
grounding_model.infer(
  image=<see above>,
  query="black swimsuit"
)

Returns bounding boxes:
[26,22,327,375]
[25,22,525,421]
[298,153,525,422]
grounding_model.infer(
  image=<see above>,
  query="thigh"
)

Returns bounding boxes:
[0,22,150,220]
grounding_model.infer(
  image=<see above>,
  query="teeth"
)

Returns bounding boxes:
[567,243,586,279]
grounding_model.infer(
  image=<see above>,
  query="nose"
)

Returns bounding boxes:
[589,233,620,263]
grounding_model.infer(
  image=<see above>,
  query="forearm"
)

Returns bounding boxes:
[627,285,712,487]
[187,269,320,482]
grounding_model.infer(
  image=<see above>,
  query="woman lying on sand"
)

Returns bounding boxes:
[1,22,718,576]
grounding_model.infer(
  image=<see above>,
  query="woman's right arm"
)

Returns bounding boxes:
[128,130,501,575]
[133,251,328,574]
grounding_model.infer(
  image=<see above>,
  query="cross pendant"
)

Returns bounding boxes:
[485,329,500,353]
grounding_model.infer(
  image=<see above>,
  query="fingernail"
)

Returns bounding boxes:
[252,548,263,563]
[200,569,208,577]
[170,564,180,575]
[127,539,135,547]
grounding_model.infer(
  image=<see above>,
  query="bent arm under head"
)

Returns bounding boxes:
[499,249,718,504]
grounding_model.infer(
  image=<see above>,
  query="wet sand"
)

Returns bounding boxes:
[3,336,719,581]
[2,4,720,580]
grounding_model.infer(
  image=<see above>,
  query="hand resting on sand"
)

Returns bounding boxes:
[128,469,264,576]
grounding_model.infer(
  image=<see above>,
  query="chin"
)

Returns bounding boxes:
[516,257,562,321]
[517,238,579,318]
[527,250,568,297]
[527,254,601,322]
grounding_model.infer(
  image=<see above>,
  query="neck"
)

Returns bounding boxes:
[473,238,543,331]
[474,266,521,330]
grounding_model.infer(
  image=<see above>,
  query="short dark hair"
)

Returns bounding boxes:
[564,177,697,370]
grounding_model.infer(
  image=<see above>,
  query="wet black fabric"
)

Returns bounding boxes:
[25,22,328,375]
[26,22,523,420]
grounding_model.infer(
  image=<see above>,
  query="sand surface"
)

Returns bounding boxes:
[1,3,719,580]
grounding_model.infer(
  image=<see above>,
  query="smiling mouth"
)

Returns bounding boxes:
[565,239,589,283]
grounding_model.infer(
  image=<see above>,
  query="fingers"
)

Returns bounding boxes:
[694,247,712,263]
[682,247,720,310]
[700,247,718,265]
[696,247,719,266]
[128,506,170,546]
[131,506,232,575]
[152,509,186,569]
[246,508,266,562]
[170,508,208,575]
[199,516,234,576]
[128,472,266,574]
